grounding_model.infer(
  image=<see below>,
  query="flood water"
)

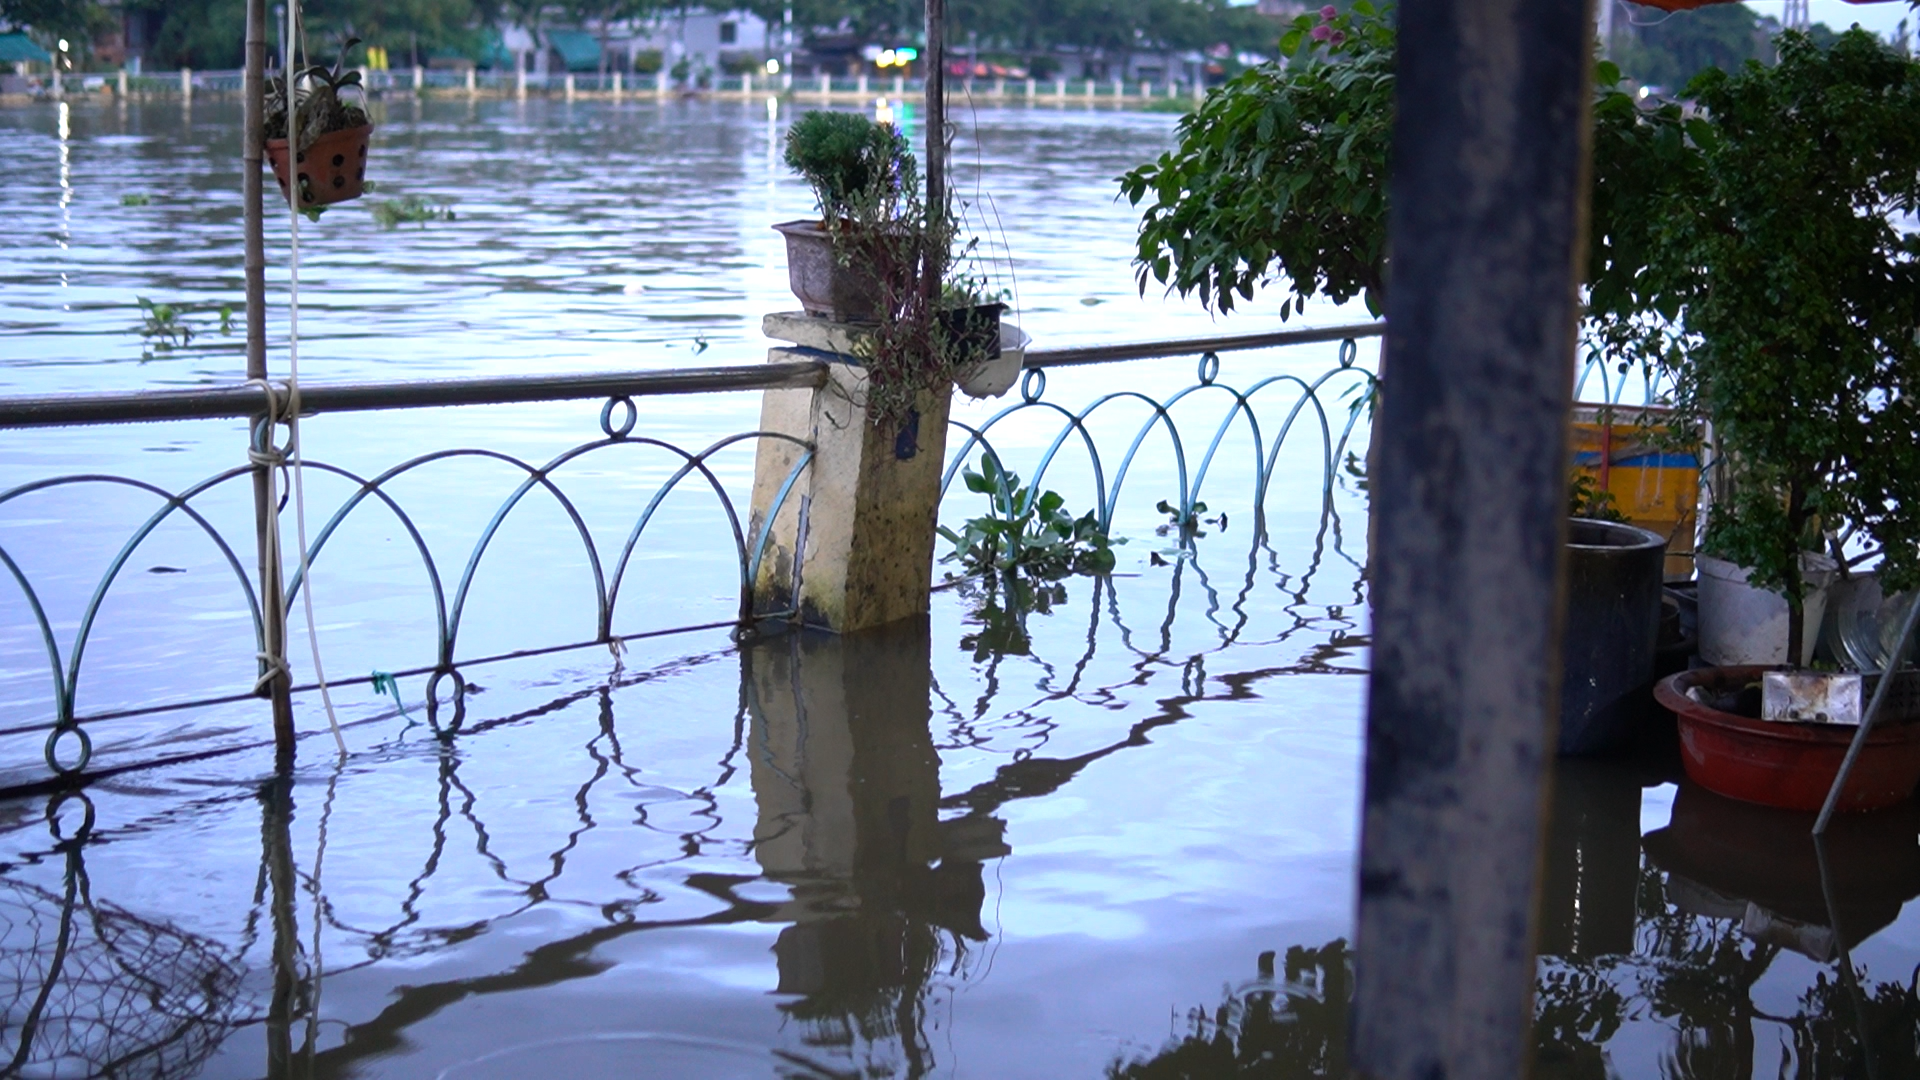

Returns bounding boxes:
[0,96,1917,1077]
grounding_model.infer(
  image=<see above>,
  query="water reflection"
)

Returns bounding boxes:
[1116,765,1920,1078]
[744,623,1006,1076]
[0,794,247,1077]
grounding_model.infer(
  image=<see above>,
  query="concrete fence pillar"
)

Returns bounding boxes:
[1111,77,1122,100]
[1140,80,1151,98]
[1055,78,1066,101]
[412,65,423,91]
[738,72,747,95]
[781,72,792,91]
[993,77,1004,97]
[465,66,476,96]
[657,68,668,96]
[819,71,831,98]
[1025,77,1035,100]
[564,72,575,100]
[893,74,904,96]
[117,69,128,98]
[856,72,867,96]
[1085,78,1095,102]
[516,65,527,98]
[748,315,952,634]
[180,67,192,100]
[1192,79,1205,105]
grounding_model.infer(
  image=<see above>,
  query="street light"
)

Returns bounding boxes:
[766,58,780,75]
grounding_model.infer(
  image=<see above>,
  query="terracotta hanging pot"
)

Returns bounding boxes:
[266,123,373,209]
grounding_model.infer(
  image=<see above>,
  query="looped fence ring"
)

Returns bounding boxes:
[425,667,469,736]
[1339,338,1358,369]
[601,396,638,440]
[44,724,92,776]
[1197,352,1220,385]
[46,789,95,844]
[1020,367,1047,404]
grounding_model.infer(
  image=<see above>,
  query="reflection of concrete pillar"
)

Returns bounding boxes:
[749,321,951,633]
[1536,761,1640,958]
[742,623,1004,1009]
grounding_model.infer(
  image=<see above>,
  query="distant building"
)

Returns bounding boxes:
[1257,0,1312,16]
[497,8,771,80]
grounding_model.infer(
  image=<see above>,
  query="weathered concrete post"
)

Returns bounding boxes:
[412,64,423,91]
[516,64,527,99]
[1351,0,1595,1076]
[116,69,127,98]
[747,317,952,634]
[564,72,575,100]
[465,65,476,97]
[180,66,192,100]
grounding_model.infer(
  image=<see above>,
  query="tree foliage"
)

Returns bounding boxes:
[1611,2,1775,92]
[1636,30,1920,605]
[1119,3,1393,318]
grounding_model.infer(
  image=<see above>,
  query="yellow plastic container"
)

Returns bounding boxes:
[1571,405,1698,580]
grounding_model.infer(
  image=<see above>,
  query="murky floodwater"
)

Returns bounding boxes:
[0,97,1916,1077]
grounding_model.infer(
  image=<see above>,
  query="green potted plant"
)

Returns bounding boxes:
[776,109,918,321]
[775,109,1003,426]
[1602,30,1920,672]
[264,37,374,211]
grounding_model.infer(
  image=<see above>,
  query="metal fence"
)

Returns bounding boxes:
[0,326,1387,791]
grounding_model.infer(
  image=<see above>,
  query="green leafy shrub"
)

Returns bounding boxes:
[784,109,912,221]
[940,456,1119,578]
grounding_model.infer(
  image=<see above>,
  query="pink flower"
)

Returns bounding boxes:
[1311,24,1333,42]
[1321,5,1337,19]
[1330,29,1347,45]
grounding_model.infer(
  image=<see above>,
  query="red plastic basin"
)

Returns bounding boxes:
[1653,665,1920,813]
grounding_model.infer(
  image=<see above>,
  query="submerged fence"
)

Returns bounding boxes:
[0,325,1383,791]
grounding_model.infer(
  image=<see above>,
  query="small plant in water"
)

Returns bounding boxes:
[370,195,455,229]
[135,298,235,360]
[120,193,151,207]
[940,455,1119,578]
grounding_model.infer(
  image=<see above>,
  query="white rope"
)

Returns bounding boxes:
[284,3,345,757]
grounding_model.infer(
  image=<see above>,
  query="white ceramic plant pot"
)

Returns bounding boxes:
[1697,552,1837,667]
[956,323,1030,399]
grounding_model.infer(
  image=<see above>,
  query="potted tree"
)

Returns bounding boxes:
[264,38,374,211]
[1627,30,1920,810]
[1119,3,1676,756]
[774,109,1003,426]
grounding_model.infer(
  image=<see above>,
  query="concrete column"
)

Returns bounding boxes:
[516,64,527,99]
[180,67,192,100]
[1351,0,1596,1076]
[993,77,1004,97]
[893,74,904,96]
[1192,79,1205,105]
[1025,76,1035,100]
[1111,76,1122,100]
[657,68,668,96]
[819,71,831,98]
[564,72,575,100]
[117,69,127,98]
[782,71,792,91]
[749,319,953,634]
[739,72,747,95]
[412,65,423,91]
[1084,78,1094,102]
[857,72,867,96]
[1140,80,1151,98]
[465,66,476,97]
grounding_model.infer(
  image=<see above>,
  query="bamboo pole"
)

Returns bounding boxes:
[924,0,945,304]
[243,0,296,761]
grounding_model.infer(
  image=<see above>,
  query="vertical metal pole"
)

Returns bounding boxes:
[924,0,945,304]
[244,0,296,761]
[1352,0,1595,1076]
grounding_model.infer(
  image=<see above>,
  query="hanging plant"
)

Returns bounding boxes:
[263,37,373,212]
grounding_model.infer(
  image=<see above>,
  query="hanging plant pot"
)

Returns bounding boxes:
[957,320,1027,399]
[266,123,373,209]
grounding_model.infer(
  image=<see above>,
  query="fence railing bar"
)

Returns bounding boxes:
[0,362,831,430]
[1024,321,1385,368]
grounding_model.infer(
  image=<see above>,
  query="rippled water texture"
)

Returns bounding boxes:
[0,96,1916,1078]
